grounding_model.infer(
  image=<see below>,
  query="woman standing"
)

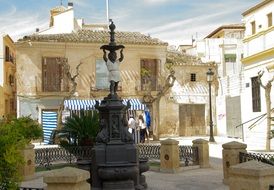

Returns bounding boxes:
[139,115,146,143]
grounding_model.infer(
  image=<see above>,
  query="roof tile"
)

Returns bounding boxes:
[19,30,168,46]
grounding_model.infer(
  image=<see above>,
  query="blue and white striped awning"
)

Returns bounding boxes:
[123,99,146,110]
[64,99,99,110]
[42,111,57,144]
[64,99,146,111]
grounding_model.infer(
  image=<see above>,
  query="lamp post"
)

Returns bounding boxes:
[207,68,215,142]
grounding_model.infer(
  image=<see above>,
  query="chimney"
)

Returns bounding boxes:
[68,2,73,9]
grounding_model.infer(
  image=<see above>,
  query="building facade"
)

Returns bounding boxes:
[0,34,16,118]
[241,0,274,149]
[158,51,217,137]
[183,24,245,137]
[15,3,219,142]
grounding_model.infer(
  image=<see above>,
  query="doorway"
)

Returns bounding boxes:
[179,104,206,136]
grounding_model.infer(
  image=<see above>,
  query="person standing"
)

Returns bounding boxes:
[144,110,151,143]
[128,115,136,141]
[139,114,146,143]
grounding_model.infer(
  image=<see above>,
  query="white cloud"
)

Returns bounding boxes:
[0,6,48,40]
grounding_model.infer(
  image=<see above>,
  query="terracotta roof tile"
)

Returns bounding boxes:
[19,30,168,46]
[166,51,205,65]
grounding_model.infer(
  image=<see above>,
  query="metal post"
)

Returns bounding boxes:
[209,81,215,142]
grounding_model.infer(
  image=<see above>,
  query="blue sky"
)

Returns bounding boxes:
[0,0,259,46]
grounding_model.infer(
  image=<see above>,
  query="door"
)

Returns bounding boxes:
[179,104,205,136]
[226,96,242,138]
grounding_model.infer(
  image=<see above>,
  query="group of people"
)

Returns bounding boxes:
[128,111,150,143]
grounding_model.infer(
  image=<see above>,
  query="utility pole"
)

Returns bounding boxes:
[106,0,109,23]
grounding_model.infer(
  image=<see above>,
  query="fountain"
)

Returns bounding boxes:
[91,20,149,190]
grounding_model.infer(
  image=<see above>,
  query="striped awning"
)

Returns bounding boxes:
[123,99,146,110]
[64,99,99,110]
[42,111,57,144]
[64,98,146,111]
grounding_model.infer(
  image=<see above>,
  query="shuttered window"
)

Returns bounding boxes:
[5,46,10,62]
[251,76,261,112]
[140,59,159,91]
[267,13,272,27]
[42,57,64,92]
[251,21,256,35]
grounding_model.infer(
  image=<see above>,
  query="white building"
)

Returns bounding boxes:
[241,0,274,149]
[38,2,107,35]
[183,24,245,137]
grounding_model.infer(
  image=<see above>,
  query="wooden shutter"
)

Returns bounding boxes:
[141,59,158,91]
[42,57,62,92]
[5,46,10,61]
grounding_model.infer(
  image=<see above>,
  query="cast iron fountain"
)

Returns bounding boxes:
[91,20,149,190]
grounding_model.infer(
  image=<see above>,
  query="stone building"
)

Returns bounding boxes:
[157,51,217,137]
[0,34,16,118]
[15,2,169,143]
[240,0,274,149]
[15,3,218,142]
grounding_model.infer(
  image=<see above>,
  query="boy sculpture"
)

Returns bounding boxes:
[103,48,124,95]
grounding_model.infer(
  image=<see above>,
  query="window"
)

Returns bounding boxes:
[10,99,15,113]
[225,54,237,75]
[42,57,67,92]
[190,73,196,82]
[140,59,159,91]
[251,21,256,35]
[5,46,10,62]
[224,54,236,63]
[251,77,261,112]
[95,59,109,89]
[9,75,14,86]
[267,13,272,27]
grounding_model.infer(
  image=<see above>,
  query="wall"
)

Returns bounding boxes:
[240,60,274,149]
[243,1,274,57]
[39,9,76,34]
[158,63,217,137]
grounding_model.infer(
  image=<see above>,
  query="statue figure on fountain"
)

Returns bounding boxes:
[102,48,124,96]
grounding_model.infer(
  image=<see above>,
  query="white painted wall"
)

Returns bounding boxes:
[240,59,274,149]
[186,35,244,136]
[243,2,274,37]
[243,1,274,57]
[241,1,274,149]
[39,8,78,34]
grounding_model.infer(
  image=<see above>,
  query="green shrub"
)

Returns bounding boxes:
[58,110,99,146]
[0,116,43,189]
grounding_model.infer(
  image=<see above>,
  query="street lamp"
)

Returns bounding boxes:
[206,68,215,142]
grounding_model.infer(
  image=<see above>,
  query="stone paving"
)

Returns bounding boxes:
[21,136,246,189]
[145,168,228,190]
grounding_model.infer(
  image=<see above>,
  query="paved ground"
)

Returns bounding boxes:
[21,136,254,189]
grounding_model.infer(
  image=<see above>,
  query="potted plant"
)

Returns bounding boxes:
[58,110,99,159]
[0,116,43,189]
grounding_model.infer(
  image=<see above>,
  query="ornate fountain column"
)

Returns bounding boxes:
[91,20,148,190]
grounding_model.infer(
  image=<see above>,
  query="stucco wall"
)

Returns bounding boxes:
[16,43,167,99]
[159,94,179,136]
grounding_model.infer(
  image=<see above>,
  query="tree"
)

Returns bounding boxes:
[56,58,83,130]
[257,70,274,151]
[142,60,176,140]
